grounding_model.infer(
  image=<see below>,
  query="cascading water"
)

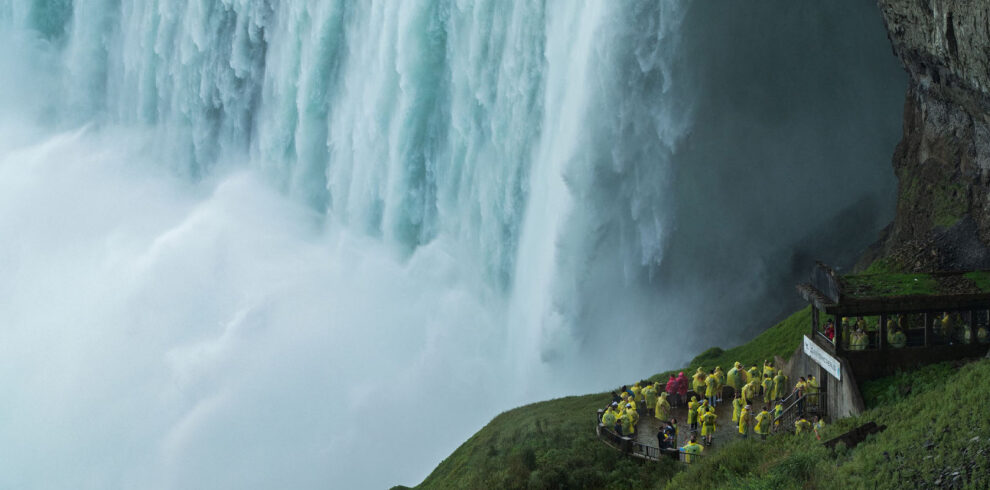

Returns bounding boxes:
[0,1,905,488]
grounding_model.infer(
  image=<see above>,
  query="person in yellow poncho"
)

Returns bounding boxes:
[621,407,636,436]
[601,405,617,430]
[772,371,788,401]
[700,406,717,446]
[888,325,907,348]
[696,399,710,430]
[705,371,719,407]
[742,379,760,406]
[732,395,744,423]
[806,375,819,406]
[680,435,704,464]
[738,405,753,438]
[754,406,771,440]
[643,382,657,413]
[762,360,775,378]
[812,415,825,440]
[687,396,699,431]
[692,368,707,396]
[713,366,726,403]
[794,416,812,435]
[793,377,807,414]
[850,328,868,350]
[622,393,637,412]
[655,391,671,421]
[746,365,760,388]
[939,312,953,340]
[761,374,774,404]
[773,403,784,429]
[726,362,742,396]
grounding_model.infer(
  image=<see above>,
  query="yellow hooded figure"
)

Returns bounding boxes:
[643,383,657,410]
[655,391,671,420]
[692,368,707,394]
[687,396,699,425]
[601,406,617,428]
[762,360,775,378]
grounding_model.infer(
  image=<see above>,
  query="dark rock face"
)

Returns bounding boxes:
[873,0,990,271]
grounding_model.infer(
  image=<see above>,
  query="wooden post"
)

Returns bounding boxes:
[835,313,843,355]
[812,307,819,337]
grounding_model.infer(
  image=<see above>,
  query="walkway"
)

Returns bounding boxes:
[634,396,751,450]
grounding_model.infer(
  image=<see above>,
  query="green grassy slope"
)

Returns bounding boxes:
[411,394,679,489]
[413,302,990,490]
[411,307,813,489]
[668,358,990,489]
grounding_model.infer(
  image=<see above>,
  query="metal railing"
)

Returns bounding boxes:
[771,391,823,434]
[595,409,703,464]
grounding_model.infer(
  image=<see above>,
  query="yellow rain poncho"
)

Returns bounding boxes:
[700,410,717,437]
[761,376,773,403]
[655,392,671,420]
[644,384,657,410]
[738,407,752,435]
[755,410,771,435]
[705,374,718,398]
[601,408,617,428]
[680,441,703,463]
[692,368,707,395]
[772,373,787,400]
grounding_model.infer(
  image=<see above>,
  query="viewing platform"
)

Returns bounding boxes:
[797,263,990,381]
[594,263,990,465]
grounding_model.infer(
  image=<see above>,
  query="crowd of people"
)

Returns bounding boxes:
[821,313,990,350]
[601,360,828,463]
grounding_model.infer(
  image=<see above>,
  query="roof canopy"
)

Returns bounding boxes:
[797,263,990,316]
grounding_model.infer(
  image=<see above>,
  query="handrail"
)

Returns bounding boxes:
[772,393,812,433]
[595,408,702,464]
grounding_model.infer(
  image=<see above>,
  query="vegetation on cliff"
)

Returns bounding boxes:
[671,359,990,489]
[410,300,990,489]
[408,307,813,489]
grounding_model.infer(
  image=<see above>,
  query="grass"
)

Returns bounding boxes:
[964,271,990,292]
[900,172,968,229]
[409,393,679,489]
[660,306,812,381]
[669,358,990,489]
[412,296,990,489]
[841,273,939,298]
[412,307,814,489]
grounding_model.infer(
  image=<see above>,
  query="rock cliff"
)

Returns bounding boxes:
[870,0,990,271]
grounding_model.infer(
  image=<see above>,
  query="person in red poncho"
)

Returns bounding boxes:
[665,375,678,407]
[676,372,689,407]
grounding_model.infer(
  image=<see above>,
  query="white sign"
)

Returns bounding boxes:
[803,336,841,381]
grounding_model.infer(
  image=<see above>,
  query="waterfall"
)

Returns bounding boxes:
[0,1,905,488]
